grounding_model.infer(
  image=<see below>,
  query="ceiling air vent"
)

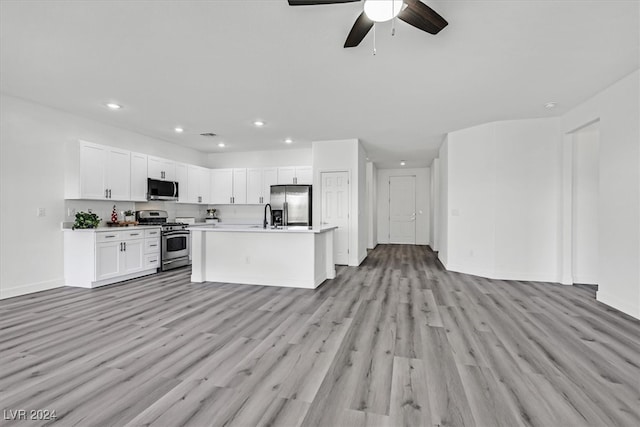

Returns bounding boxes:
[200,132,217,137]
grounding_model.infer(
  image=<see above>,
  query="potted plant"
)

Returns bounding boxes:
[124,210,135,222]
[72,211,101,230]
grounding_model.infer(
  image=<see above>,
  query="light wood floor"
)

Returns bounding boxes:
[1,245,639,427]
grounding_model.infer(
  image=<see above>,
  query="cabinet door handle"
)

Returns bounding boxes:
[108,189,112,198]
[105,189,108,198]
[198,196,202,203]
[230,197,232,204]
[119,242,123,251]
[124,242,127,251]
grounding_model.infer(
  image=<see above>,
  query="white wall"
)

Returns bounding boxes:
[357,143,367,263]
[429,158,440,250]
[0,94,206,299]
[207,148,311,168]
[366,162,378,249]
[377,168,430,246]
[438,138,449,267]
[442,118,562,281]
[562,69,640,318]
[312,138,367,266]
[571,123,600,284]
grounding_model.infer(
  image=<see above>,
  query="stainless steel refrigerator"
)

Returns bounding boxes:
[270,185,312,226]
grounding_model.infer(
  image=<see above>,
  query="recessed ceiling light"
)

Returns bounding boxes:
[106,103,122,110]
[284,138,293,144]
[253,120,265,127]
[174,127,184,133]
[218,142,225,148]
[544,102,557,109]
[400,161,406,166]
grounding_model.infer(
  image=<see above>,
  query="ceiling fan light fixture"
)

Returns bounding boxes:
[364,0,404,23]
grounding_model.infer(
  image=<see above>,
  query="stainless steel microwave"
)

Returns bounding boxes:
[147,178,179,201]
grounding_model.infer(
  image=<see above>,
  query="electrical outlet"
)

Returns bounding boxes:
[37,207,46,217]
[67,208,76,217]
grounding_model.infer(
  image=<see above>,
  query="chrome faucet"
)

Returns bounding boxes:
[263,203,272,229]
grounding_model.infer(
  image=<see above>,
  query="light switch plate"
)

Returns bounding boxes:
[37,207,46,217]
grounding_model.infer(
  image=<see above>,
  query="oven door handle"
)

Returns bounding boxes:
[163,231,190,237]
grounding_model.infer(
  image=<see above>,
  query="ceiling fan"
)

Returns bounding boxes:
[287,0,448,48]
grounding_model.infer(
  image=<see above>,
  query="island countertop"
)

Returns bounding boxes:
[189,224,337,234]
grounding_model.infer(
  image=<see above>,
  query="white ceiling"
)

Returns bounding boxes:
[1,0,638,168]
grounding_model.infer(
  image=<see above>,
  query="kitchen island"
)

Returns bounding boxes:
[190,225,337,289]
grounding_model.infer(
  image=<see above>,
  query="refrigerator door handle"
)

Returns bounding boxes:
[283,201,288,226]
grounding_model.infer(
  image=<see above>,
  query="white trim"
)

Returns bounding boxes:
[1,278,64,299]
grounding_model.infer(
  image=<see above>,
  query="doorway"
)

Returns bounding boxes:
[571,122,599,285]
[321,171,350,265]
[389,175,416,244]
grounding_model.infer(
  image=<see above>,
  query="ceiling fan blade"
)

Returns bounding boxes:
[344,11,374,48]
[398,0,448,35]
[288,0,360,5]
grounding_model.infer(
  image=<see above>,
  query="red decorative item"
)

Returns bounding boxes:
[111,205,118,223]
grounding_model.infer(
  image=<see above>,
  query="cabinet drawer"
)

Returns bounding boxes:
[144,228,161,238]
[121,230,145,240]
[96,231,121,243]
[145,238,160,254]
[144,254,160,269]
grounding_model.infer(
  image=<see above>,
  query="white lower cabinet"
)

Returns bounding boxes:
[95,240,121,281]
[65,227,160,288]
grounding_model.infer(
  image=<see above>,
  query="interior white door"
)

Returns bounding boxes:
[389,176,416,244]
[321,171,349,265]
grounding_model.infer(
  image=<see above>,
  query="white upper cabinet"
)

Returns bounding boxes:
[247,167,278,204]
[78,142,107,199]
[210,168,247,204]
[263,168,278,203]
[130,152,148,201]
[246,168,262,204]
[107,148,131,200]
[187,165,210,204]
[295,166,312,184]
[175,162,189,203]
[277,166,312,185]
[210,168,233,204]
[148,156,176,181]
[233,168,247,204]
[68,140,131,200]
[277,167,296,185]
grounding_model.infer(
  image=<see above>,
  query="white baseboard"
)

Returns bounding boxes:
[0,278,64,299]
[597,291,640,319]
[358,251,368,265]
[444,264,560,283]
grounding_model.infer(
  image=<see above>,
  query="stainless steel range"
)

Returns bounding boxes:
[137,210,190,271]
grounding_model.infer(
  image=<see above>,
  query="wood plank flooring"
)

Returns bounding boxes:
[1,245,639,426]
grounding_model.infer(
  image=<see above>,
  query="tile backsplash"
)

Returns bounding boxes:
[63,200,262,225]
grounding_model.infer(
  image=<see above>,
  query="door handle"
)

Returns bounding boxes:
[123,242,127,251]
[108,189,112,198]
[119,242,123,251]
[105,189,108,198]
